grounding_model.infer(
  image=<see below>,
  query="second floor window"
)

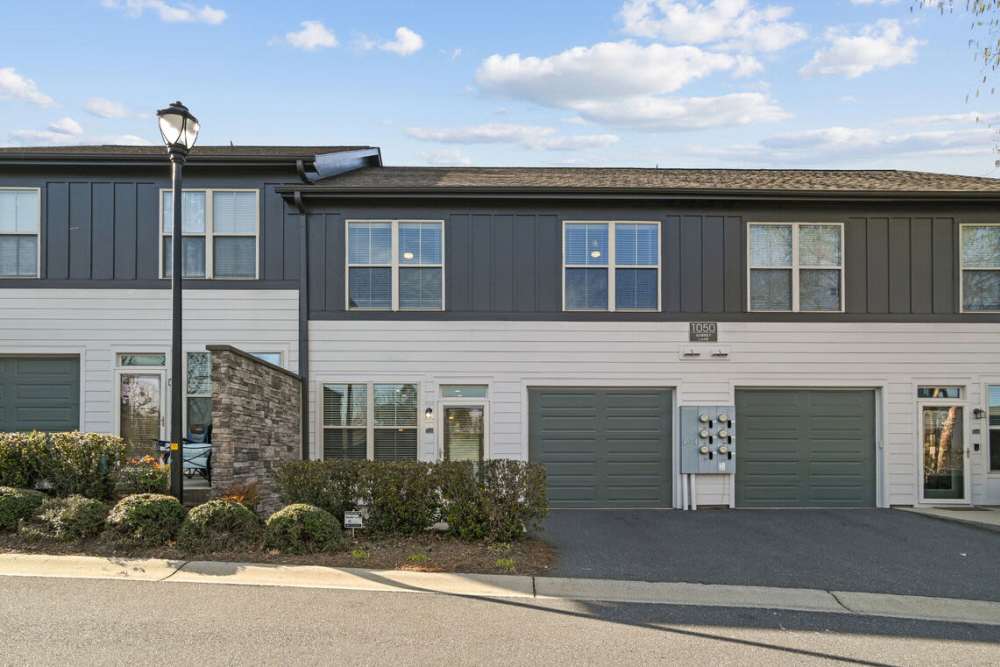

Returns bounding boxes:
[563,221,660,311]
[347,220,444,310]
[960,224,1000,312]
[161,189,259,279]
[748,222,843,312]
[0,188,40,278]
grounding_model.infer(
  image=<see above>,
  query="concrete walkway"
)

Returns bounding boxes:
[2,553,999,627]
[899,505,1000,532]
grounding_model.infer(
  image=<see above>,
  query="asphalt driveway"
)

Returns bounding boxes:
[540,509,1000,602]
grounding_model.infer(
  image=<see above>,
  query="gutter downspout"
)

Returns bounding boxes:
[294,191,310,460]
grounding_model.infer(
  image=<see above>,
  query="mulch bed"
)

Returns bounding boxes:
[0,532,556,576]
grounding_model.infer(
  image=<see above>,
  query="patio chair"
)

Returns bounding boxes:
[154,440,213,485]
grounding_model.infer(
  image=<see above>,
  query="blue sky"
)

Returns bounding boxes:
[0,0,997,175]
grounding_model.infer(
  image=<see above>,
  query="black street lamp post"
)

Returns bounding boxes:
[156,101,200,502]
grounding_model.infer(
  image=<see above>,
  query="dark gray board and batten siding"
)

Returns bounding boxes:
[1,172,301,288]
[304,202,994,320]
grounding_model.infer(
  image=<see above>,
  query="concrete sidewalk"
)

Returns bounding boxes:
[898,505,1000,533]
[2,553,1000,627]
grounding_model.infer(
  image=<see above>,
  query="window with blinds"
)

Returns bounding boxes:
[0,189,40,278]
[563,221,659,311]
[748,222,843,312]
[161,189,258,279]
[322,382,418,461]
[347,220,443,311]
[960,224,1000,312]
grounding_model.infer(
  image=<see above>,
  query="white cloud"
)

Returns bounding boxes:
[381,27,424,55]
[800,19,920,78]
[407,123,620,151]
[283,21,337,51]
[619,0,807,52]
[690,122,994,163]
[358,27,425,56]
[570,92,789,129]
[49,117,83,136]
[477,41,751,105]
[84,97,131,119]
[475,41,785,130]
[420,148,473,166]
[849,1,900,5]
[894,111,1000,126]
[0,67,54,107]
[101,0,225,24]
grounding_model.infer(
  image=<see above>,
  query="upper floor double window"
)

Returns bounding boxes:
[960,224,1000,312]
[748,222,844,312]
[563,221,660,311]
[160,189,259,279]
[0,188,40,278]
[347,220,444,310]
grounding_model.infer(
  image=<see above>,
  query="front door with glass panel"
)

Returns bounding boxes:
[118,372,165,457]
[920,404,968,502]
[443,405,487,464]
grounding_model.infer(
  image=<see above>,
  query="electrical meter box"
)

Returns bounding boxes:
[679,406,736,474]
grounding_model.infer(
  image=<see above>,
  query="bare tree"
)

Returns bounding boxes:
[915,1,1000,165]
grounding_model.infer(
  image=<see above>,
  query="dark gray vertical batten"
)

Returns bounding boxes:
[723,216,742,313]
[910,217,933,314]
[663,216,681,313]
[492,214,514,312]
[136,184,158,281]
[866,218,889,313]
[471,214,492,311]
[701,216,724,313]
[68,183,92,280]
[680,216,702,313]
[46,183,69,280]
[262,185,284,281]
[296,211,310,460]
[888,218,910,314]
[91,184,114,280]
[325,214,344,312]
[932,218,955,313]
[447,214,470,311]
[844,218,867,314]
[114,183,137,280]
[515,215,535,312]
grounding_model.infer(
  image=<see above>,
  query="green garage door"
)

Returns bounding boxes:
[529,387,672,508]
[0,356,80,432]
[735,389,876,508]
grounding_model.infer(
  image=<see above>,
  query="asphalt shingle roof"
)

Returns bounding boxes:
[316,166,1000,193]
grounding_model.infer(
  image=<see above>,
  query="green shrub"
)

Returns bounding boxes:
[362,461,440,535]
[274,460,366,518]
[105,493,185,545]
[264,503,343,554]
[439,460,548,542]
[0,432,48,489]
[43,432,129,499]
[177,500,262,552]
[0,486,46,532]
[19,495,108,541]
[115,456,169,496]
[436,461,489,541]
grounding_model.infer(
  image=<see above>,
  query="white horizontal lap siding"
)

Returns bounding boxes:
[309,320,1000,506]
[0,289,299,435]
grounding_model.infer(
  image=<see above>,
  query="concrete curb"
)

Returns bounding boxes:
[897,507,1000,534]
[2,553,999,626]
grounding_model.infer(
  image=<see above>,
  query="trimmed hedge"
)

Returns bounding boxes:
[0,486,46,532]
[0,432,128,500]
[19,495,108,541]
[264,503,344,554]
[276,459,549,541]
[178,500,262,552]
[105,493,185,546]
[115,456,169,496]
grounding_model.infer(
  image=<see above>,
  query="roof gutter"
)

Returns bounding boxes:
[275,185,1000,203]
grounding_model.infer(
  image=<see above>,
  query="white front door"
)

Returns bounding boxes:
[439,401,489,464]
[919,404,969,503]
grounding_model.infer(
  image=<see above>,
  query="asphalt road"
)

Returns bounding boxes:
[2,576,999,666]
[542,509,1000,601]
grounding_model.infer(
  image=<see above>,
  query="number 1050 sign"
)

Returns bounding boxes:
[689,322,718,343]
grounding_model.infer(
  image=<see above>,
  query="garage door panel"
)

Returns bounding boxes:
[1,356,80,433]
[530,387,672,509]
[736,389,875,508]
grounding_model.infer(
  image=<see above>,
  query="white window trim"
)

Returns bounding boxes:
[159,188,260,280]
[959,222,1000,313]
[345,219,446,311]
[0,186,42,279]
[320,381,421,460]
[561,220,662,312]
[747,221,846,313]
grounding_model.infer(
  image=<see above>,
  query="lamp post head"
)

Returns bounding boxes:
[156,101,200,156]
